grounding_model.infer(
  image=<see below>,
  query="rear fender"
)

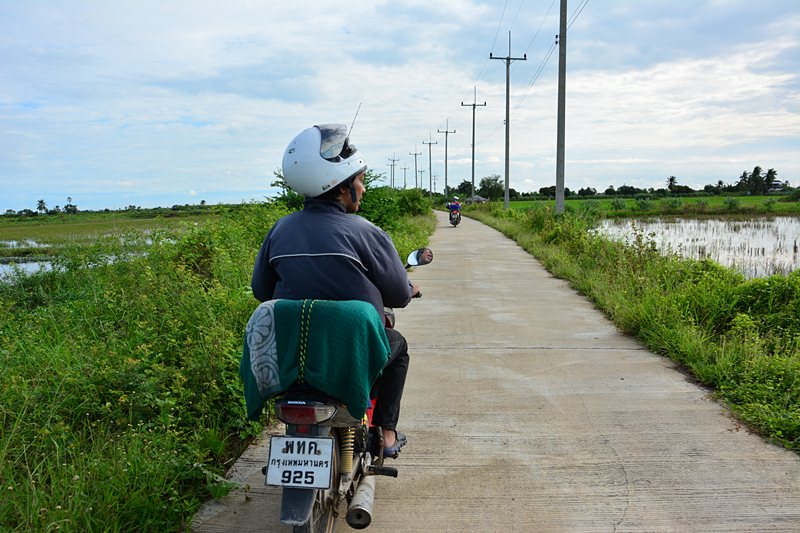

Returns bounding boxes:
[280,487,316,526]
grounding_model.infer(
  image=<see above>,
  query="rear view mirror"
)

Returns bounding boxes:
[406,247,433,267]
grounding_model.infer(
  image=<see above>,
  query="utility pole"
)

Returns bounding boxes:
[423,133,437,203]
[462,86,486,201]
[400,164,409,189]
[555,0,567,214]
[388,154,399,188]
[409,146,422,189]
[418,169,425,193]
[437,120,456,198]
[491,31,526,209]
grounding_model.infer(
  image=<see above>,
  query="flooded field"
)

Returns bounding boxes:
[594,216,800,279]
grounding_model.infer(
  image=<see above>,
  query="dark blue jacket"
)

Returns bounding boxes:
[251,199,413,317]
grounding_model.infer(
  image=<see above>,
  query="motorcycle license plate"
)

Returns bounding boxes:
[266,436,334,490]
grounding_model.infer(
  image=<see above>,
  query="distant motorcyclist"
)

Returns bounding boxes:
[445,196,462,226]
[251,124,417,457]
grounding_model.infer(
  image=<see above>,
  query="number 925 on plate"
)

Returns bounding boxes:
[266,436,334,490]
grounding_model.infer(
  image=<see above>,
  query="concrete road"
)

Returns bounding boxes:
[192,211,800,532]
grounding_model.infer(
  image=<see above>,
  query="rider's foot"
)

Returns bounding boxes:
[382,430,407,458]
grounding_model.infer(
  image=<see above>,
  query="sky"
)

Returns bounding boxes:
[1,0,798,212]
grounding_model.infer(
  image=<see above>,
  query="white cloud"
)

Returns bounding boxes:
[1,0,798,210]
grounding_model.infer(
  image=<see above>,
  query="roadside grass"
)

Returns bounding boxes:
[507,194,800,218]
[0,191,434,532]
[467,203,800,452]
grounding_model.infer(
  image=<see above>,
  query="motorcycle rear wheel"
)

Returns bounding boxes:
[293,432,340,533]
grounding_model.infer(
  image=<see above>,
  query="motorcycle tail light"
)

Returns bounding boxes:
[275,402,337,424]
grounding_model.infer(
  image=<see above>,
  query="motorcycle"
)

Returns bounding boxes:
[448,209,461,227]
[264,248,433,532]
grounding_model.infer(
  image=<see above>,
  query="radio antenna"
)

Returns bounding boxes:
[348,102,362,138]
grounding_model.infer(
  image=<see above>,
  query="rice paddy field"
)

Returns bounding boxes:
[594,216,800,279]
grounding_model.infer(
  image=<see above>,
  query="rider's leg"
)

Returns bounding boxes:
[372,328,409,447]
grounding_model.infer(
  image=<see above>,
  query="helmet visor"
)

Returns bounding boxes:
[317,124,357,162]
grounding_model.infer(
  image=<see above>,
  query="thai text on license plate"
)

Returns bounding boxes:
[266,436,334,489]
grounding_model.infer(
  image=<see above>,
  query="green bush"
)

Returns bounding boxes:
[0,199,434,531]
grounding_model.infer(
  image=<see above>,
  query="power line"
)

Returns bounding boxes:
[473,0,510,90]
[516,0,557,66]
[490,31,527,209]
[512,0,589,112]
[388,154,399,188]
[462,87,487,200]
[437,120,456,197]
[508,0,526,32]
[423,133,438,202]
[409,146,422,189]
[568,0,590,29]
[513,40,557,112]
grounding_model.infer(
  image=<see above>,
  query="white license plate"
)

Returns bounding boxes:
[266,436,334,489]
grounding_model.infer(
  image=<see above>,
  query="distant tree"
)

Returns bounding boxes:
[666,176,677,192]
[604,185,616,196]
[37,199,47,213]
[735,166,773,195]
[538,185,573,197]
[200,199,207,206]
[4,209,16,216]
[735,170,750,192]
[751,166,765,194]
[477,174,504,200]
[765,168,778,192]
[455,179,473,197]
[539,185,556,197]
[617,184,644,196]
[577,187,597,197]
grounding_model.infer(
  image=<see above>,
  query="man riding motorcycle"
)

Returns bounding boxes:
[445,196,462,225]
[251,124,418,456]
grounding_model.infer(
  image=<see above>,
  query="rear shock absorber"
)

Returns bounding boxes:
[340,427,355,476]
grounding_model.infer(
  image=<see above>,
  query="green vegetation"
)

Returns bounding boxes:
[0,188,434,531]
[506,195,800,218]
[466,203,800,452]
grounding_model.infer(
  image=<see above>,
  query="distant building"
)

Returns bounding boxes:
[768,181,790,193]
[466,195,488,204]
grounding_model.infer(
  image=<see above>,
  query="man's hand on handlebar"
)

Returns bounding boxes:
[411,282,422,298]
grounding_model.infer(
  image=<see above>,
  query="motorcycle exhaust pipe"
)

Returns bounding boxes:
[346,475,376,529]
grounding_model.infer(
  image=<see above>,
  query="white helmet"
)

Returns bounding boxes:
[281,124,367,197]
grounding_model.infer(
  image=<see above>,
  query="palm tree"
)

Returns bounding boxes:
[666,176,677,192]
[37,199,47,213]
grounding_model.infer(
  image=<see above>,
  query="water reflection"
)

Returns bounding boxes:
[594,216,800,279]
[0,261,52,278]
[0,239,50,249]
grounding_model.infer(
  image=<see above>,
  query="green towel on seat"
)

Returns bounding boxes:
[240,299,390,421]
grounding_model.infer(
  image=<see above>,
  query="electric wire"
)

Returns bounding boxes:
[513,0,590,111]
[478,0,590,144]
[508,0,525,32]
[513,0,557,74]
[568,0,590,29]
[473,0,510,87]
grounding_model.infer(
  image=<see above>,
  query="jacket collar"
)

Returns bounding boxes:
[303,198,347,214]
